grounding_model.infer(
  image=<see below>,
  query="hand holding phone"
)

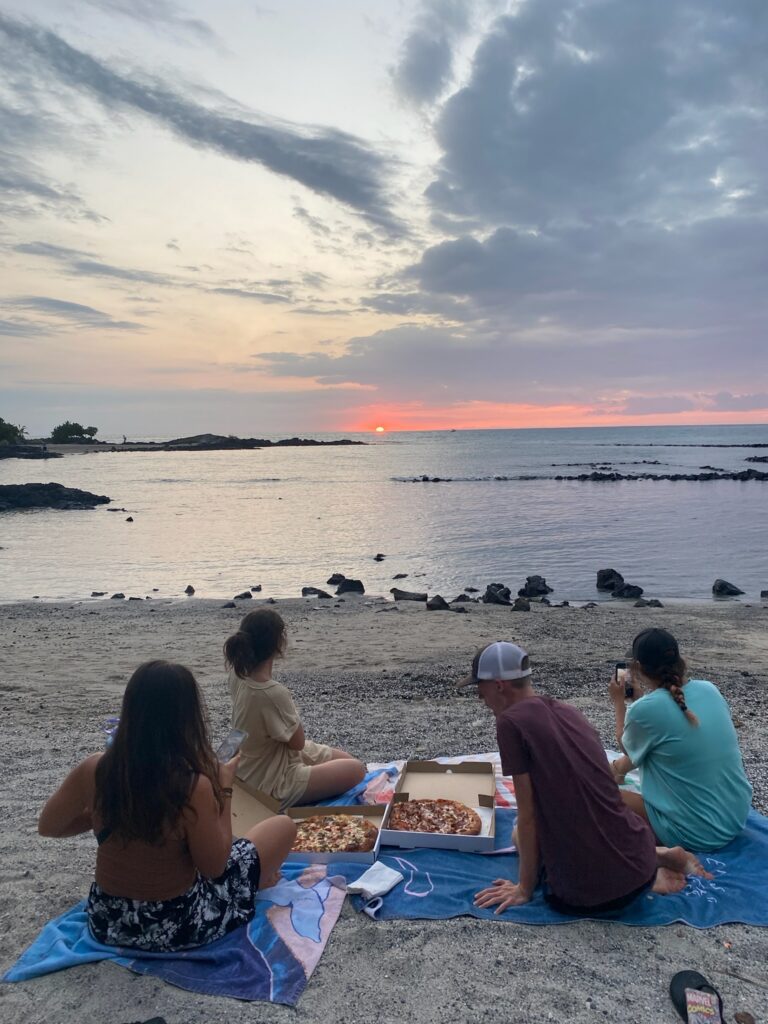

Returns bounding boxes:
[215,728,248,763]
[615,661,634,699]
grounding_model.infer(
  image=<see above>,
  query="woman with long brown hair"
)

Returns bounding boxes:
[609,628,752,851]
[225,608,365,807]
[38,661,296,951]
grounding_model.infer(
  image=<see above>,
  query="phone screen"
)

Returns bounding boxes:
[215,728,248,762]
[615,661,633,698]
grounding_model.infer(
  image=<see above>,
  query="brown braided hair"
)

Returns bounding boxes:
[631,628,699,726]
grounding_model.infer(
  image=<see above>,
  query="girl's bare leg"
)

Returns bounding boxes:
[245,815,297,889]
[299,758,366,803]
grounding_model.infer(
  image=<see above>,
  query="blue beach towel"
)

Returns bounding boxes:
[3,868,346,1005]
[348,808,768,928]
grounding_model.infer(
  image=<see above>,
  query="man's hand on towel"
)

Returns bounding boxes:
[474,879,532,913]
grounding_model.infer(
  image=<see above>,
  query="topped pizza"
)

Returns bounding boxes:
[387,798,482,835]
[291,814,379,853]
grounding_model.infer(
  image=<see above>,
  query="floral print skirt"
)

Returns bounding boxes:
[87,837,261,952]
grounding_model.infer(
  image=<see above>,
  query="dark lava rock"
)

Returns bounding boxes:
[302,587,331,598]
[327,573,346,585]
[184,585,195,595]
[390,588,427,602]
[426,594,450,610]
[251,585,262,592]
[373,553,386,561]
[107,508,127,512]
[713,578,744,596]
[110,593,125,600]
[482,582,512,605]
[634,598,649,607]
[91,591,106,597]
[596,568,624,591]
[647,599,664,607]
[452,594,471,603]
[518,575,553,598]
[266,597,277,604]
[336,578,365,595]
[558,600,570,607]
[761,590,768,599]
[125,516,134,522]
[128,596,142,601]
[582,601,598,609]
[453,606,468,614]
[612,583,644,599]
[234,591,253,600]
[512,597,531,611]
[465,587,479,593]
[539,597,551,606]
[392,573,408,580]
[0,482,111,512]
[221,601,236,608]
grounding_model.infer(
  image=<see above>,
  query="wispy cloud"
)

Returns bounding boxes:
[0,14,403,232]
[8,295,142,330]
[80,0,219,46]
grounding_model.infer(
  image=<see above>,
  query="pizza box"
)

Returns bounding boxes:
[379,759,496,852]
[231,779,386,864]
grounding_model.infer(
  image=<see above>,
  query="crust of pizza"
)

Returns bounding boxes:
[387,798,482,835]
[291,814,379,853]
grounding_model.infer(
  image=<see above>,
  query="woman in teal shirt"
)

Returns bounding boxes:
[610,628,752,852]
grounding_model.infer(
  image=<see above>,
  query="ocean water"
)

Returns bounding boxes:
[1,425,767,603]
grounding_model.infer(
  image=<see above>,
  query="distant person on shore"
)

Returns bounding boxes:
[465,642,711,915]
[38,661,296,951]
[225,609,365,807]
[610,628,752,851]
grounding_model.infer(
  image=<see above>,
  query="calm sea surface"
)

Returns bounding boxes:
[1,425,767,602]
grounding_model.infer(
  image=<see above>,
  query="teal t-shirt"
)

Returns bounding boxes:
[622,680,752,851]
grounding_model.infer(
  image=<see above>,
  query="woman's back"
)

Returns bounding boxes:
[624,680,752,850]
[95,825,195,901]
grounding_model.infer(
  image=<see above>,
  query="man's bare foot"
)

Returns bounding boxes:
[652,866,687,894]
[260,869,282,889]
[657,845,714,879]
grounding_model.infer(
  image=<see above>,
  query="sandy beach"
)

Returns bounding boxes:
[1,596,767,1023]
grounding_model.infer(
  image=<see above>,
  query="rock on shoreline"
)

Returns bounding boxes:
[0,483,111,511]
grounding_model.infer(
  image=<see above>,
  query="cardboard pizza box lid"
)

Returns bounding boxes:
[231,779,280,837]
[394,759,496,806]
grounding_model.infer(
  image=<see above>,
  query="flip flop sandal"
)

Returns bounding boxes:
[669,971,724,1022]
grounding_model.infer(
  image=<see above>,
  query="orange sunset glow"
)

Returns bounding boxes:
[348,403,768,433]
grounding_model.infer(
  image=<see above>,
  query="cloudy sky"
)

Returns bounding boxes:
[1,0,766,436]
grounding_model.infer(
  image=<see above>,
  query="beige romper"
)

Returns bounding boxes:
[228,670,333,807]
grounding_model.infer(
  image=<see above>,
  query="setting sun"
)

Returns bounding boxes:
[375,426,385,432]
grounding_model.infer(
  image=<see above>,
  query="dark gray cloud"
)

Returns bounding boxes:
[8,295,141,330]
[15,241,94,260]
[0,14,401,232]
[253,319,763,408]
[80,0,218,45]
[428,0,768,228]
[708,391,768,413]
[392,0,472,105]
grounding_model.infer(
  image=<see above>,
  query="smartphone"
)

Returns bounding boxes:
[615,661,634,699]
[215,728,248,762]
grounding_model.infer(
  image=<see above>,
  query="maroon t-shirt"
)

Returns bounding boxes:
[497,696,657,908]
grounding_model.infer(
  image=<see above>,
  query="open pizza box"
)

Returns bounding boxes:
[231,779,386,865]
[380,759,496,852]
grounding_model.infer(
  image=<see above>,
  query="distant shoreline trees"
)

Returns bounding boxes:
[0,418,26,445]
[49,422,99,443]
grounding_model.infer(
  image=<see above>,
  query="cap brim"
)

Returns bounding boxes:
[456,673,479,689]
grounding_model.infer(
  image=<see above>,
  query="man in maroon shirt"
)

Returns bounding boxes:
[462,642,711,914]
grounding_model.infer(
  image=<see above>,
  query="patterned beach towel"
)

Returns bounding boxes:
[3,866,345,1005]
